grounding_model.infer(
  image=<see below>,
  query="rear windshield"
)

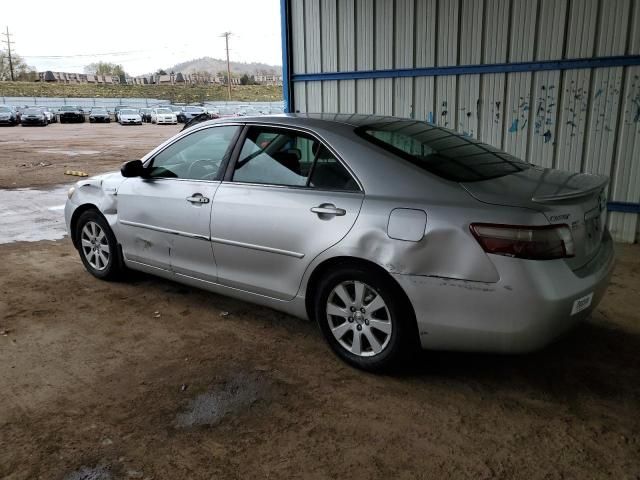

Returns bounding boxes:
[355,121,529,182]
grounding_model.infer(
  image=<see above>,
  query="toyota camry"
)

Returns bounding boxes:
[64,114,614,371]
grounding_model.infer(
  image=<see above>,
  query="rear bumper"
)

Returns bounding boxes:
[394,229,615,353]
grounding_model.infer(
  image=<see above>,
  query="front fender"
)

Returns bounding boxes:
[65,172,126,243]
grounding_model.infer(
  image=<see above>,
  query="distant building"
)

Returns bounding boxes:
[39,71,120,84]
[37,69,278,86]
[216,74,241,85]
[254,74,283,86]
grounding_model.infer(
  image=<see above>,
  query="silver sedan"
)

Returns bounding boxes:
[65,114,614,371]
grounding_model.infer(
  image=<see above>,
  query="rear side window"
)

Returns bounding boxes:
[233,126,359,191]
[355,121,529,182]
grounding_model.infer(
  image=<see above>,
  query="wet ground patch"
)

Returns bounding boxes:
[0,185,68,243]
[175,371,270,428]
[64,464,112,480]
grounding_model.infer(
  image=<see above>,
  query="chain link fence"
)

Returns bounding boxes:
[0,97,285,115]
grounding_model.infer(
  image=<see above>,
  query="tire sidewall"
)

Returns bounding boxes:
[314,266,411,371]
[75,211,120,280]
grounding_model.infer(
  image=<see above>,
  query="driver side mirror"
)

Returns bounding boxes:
[121,159,146,177]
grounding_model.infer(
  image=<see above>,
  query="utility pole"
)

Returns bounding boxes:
[220,32,232,100]
[2,27,15,81]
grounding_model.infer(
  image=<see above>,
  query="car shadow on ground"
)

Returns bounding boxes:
[118,269,639,405]
[398,320,640,403]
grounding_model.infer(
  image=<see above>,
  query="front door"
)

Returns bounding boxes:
[211,125,364,300]
[117,125,241,281]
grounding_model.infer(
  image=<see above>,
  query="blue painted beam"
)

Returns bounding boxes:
[280,0,292,113]
[291,55,640,82]
[607,202,640,214]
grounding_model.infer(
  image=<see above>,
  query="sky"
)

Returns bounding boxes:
[2,0,282,76]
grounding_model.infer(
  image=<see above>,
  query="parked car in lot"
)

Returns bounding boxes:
[139,108,153,123]
[150,107,177,125]
[59,105,85,123]
[65,114,614,371]
[35,107,56,124]
[89,108,111,123]
[114,105,133,122]
[118,109,142,125]
[20,107,49,126]
[181,106,207,122]
[164,105,185,122]
[0,105,20,126]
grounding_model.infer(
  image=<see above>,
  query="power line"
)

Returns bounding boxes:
[2,27,15,81]
[21,50,145,59]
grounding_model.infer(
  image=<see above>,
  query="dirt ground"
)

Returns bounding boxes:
[0,124,639,479]
[0,122,182,189]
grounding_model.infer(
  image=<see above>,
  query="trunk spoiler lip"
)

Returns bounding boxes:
[531,175,609,203]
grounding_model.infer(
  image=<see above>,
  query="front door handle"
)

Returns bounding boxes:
[311,204,346,217]
[186,193,210,204]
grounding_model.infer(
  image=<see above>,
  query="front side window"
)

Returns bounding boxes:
[148,126,239,181]
[232,126,359,191]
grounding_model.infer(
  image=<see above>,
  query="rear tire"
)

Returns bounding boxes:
[75,210,124,281]
[314,265,416,372]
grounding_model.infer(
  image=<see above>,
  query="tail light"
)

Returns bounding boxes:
[470,223,574,260]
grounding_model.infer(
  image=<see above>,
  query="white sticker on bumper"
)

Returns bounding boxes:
[571,292,594,315]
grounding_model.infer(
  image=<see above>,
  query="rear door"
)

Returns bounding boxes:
[210,125,364,300]
[117,125,241,281]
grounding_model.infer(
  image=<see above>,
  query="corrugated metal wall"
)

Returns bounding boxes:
[287,0,640,243]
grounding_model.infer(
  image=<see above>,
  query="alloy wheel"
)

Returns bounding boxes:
[80,221,110,271]
[326,280,392,357]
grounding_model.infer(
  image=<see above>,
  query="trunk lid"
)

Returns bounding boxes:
[462,166,608,270]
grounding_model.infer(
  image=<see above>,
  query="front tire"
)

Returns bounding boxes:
[75,210,123,281]
[314,265,415,372]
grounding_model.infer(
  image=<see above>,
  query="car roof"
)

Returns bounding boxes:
[202,113,428,131]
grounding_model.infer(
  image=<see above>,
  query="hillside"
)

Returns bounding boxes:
[0,82,283,103]
[162,57,282,76]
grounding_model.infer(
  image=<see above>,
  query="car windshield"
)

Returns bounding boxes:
[24,108,41,115]
[120,109,138,115]
[185,107,204,112]
[156,108,172,113]
[92,109,107,113]
[355,121,530,182]
[0,106,11,112]
[60,106,80,111]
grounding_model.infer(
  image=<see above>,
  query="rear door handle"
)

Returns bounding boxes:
[311,204,346,217]
[186,194,210,204]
